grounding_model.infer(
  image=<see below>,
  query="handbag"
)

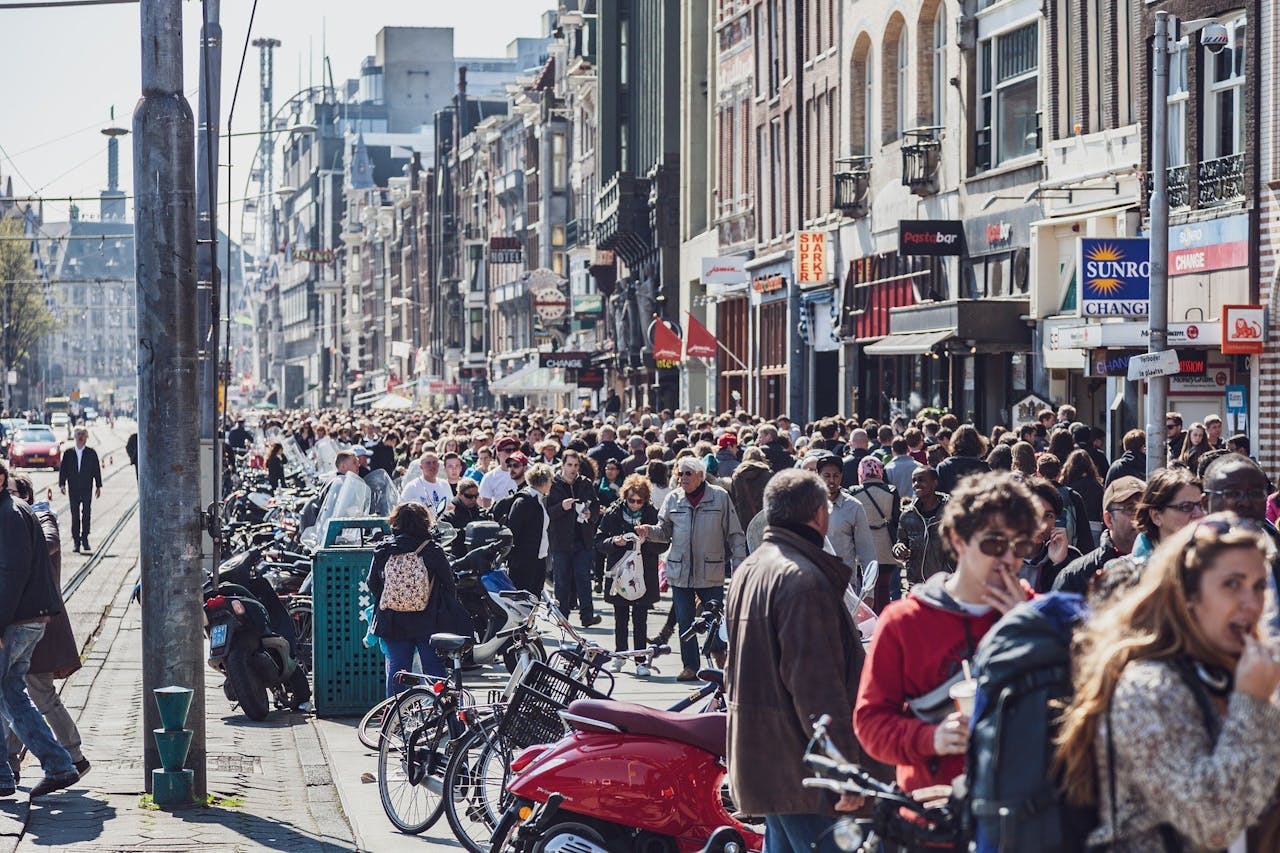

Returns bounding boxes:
[609,541,647,602]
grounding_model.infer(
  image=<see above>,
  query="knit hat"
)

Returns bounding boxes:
[717,432,739,448]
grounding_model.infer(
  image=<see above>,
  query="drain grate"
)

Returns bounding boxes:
[208,754,264,775]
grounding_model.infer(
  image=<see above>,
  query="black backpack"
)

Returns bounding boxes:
[964,592,1093,853]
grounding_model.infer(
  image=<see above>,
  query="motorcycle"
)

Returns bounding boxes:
[492,699,762,853]
[452,521,545,671]
[203,548,311,721]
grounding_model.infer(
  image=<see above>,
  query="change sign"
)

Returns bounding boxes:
[1078,237,1150,317]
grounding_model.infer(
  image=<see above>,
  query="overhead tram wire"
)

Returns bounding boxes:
[0,0,138,8]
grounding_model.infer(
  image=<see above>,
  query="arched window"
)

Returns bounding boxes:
[881,14,907,142]
[851,34,873,155]
[897,31,910,134]
[932,11,947,125]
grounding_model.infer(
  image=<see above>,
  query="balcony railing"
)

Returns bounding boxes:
[1197,153,1245,208]
[717,208,755,248]
[834,156,872,218]
[902,127,942,196]
[1145,164,1191,210]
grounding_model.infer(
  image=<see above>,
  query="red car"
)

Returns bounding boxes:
[9,427,61,470]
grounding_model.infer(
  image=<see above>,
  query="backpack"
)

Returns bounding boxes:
[1056,486,1079,551]
[964,592,1093,853]
[379,540,431,612]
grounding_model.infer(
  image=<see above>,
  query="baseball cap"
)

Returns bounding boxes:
[351,446,371,458]
[717,433,739,448]
[495,437,521,453]
[812,451,843,473]
[1103,476,1145,508]
[507,451,529,467]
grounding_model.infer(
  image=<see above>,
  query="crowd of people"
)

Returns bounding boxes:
[229,400,1280,851]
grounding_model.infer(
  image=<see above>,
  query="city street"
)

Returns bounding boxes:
[0,442,699,852]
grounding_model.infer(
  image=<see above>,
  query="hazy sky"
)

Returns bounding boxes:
[0,1,552,225]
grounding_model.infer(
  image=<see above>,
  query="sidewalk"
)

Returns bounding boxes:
[314,602,704,853]
[2,537,357,852]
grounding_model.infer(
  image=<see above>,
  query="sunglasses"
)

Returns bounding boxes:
[460,492,478,499]
[625,497,646,506]
[676,470,699,478]
[975,534,1038,559]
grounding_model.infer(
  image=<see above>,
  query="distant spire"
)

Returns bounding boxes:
[348,131,374,190]
[100,107,130,222]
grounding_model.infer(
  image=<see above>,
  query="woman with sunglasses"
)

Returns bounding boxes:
[596,474,663,676]
[855,471,1037,796]
[1056,514,1280,850]
[1131,467,1206,559]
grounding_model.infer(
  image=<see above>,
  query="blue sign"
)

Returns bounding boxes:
[1078,237,1151,317]
[1226,384,1247,414]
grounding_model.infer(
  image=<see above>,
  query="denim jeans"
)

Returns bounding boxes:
[671,585,724,671]
[763,812,842,853]
[0,622,74,785]
[383,636,445,698]
[551,549,595,621]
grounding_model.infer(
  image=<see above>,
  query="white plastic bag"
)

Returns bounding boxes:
[609,542,647,602]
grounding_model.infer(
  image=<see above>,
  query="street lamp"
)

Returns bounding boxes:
[1147,13,1231,476]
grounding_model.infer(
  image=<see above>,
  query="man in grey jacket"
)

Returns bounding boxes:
[816,455,876,596]
[639,456,746,681]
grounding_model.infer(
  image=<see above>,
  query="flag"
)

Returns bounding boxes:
[685,312,718,359]
[652,319,683,362]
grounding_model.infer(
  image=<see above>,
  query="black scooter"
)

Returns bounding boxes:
[204,548,310,721]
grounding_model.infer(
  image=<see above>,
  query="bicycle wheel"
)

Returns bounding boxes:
[443,715,515,853]
[358,695,396,751]
[377,688,449,834]
[288,599,313,670]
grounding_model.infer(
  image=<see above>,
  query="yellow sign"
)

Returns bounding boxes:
[796,231,828,285]
[70,389,81,400]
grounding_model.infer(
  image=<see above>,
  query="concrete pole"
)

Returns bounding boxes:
[196,0,222,573]
[134,0,206,797]
[1146,11,1170,477]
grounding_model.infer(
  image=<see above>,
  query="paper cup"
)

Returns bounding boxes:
[950,680,977,717]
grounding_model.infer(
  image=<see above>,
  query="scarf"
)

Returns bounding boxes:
[622,504,643,526]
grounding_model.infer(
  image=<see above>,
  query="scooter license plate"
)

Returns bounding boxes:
[210,623,228,650]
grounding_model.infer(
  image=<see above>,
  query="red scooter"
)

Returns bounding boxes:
[492,698,762,853]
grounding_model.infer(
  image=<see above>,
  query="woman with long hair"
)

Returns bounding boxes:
[1056,514,1280,850]
[265,441,286,490]
[1062,448,1105,533]
[1010,441,1038,477]
[1131,467,1206,558]
[1179,422,1211,471]
[596,474,663,676]
[934,425,989,493]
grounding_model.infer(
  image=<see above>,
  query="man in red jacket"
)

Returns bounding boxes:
[854,471,1039,794]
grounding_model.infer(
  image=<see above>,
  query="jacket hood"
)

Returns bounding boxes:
[377,531,429,554]
[908,571,978,614]
[735,460,771,480]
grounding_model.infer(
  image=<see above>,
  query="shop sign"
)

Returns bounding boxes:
[701,255,748,285]
[539,351,594,370]
[1226,385,1247,414]
[294,248,335,264]
[1170,363,1233,397]
[489,236,524,265]
[1089,349,1142,377]
[572,293,604,315]
[899,220,966,257]
[575,367,605,389]
[533,289,569,322]
[795,232,828,285]
[1051,322,1221,350]
[1078,238,1150,317]
[752,274,787,295]
[1176,349,1206,376]
[1221,304,1266,354]
[1167,214,1249,277]
[985,221,1014,250]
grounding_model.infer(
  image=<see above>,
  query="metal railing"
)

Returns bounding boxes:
[834,156,872,217]
[1197,153,1245,207]
[901,127,943,196]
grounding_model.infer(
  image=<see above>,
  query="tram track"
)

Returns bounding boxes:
[61,497,139,602]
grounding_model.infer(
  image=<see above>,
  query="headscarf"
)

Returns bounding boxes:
[858,455,885,483]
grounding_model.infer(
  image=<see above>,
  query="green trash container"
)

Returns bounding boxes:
[312,517,391,717]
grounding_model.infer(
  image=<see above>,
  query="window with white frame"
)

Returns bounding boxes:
[932,12,947,126]
[977,21,1039,168]
[1166,37,1189,168]
[897,31,910,134]
[1205,16,1246,161]
[863,54,874,154]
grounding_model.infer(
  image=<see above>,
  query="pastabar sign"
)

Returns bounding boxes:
[1078,238,1150,318]
[899,220,966,256]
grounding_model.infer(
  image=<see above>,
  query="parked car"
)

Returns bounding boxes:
[8,427,61,470]
[0,418,28,459]
[50,412,70,428]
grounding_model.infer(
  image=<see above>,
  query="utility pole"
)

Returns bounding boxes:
[196,0,222,577]
[1146,10,1171,477]
[134,0,206,798]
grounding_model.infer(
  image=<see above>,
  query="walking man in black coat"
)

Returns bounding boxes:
[58,427,102,553]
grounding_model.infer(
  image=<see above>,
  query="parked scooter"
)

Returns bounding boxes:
[452,521,545,670]
[204,548,310,721]
[492,699,762,853]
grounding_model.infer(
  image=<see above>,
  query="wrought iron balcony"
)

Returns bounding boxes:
[901,128,942,197]
[1197,153,1245,208]
[1145,165,1191,211]
[595,172,652,263]
[834,156,872,218]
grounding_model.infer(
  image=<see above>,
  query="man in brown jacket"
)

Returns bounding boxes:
[725,469,865,853]
[7,476,89,784]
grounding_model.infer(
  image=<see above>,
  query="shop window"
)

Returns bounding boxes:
[976,22,1040,169]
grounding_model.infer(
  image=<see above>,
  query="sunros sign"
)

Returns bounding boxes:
[1077,237,1151,318]
[898,220,966,257]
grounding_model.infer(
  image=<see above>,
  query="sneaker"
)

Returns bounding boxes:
[73,758,90,780]
[676,668,699,682]
[581,615,602,629]
[609,658,625,673]
[635,663,651,678]
[30,771,79,798]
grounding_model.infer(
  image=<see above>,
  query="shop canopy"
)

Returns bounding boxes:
[863,329,956,356]
[369,393,414,410]
[488,364,575,395]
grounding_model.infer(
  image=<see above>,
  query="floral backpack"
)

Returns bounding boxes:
[380,540,431,612]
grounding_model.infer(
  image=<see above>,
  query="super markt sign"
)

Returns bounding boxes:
[1077,237,1150,318]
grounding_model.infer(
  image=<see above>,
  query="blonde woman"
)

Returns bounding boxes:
[1056,513,1280,851]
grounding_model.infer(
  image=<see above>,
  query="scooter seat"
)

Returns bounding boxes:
[429,633,474,653]
[566,699,726,757]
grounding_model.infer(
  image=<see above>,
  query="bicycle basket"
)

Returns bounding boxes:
[498,661,608,750]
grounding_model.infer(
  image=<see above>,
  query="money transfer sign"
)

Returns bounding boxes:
[1078,238,1150,318]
